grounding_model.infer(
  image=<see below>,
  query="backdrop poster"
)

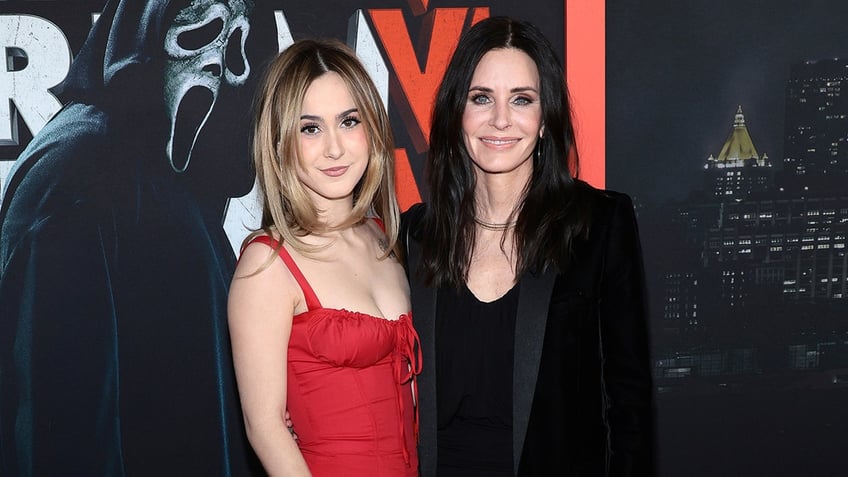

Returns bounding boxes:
[608,1,848,475]
[0,1,602,474]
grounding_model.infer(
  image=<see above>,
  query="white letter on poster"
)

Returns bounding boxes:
[0,15,71,145]
[349,10,388,110]
[274,11,294,52]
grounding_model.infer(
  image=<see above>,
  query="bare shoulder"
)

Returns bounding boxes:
[229,237,301,321]
[235,239,280,273]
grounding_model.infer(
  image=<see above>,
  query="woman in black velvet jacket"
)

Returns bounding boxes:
[401,16,655,477]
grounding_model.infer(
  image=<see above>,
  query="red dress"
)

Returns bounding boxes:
[248,236,421,477]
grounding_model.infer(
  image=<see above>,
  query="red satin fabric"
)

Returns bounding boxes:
[248,235,421,477]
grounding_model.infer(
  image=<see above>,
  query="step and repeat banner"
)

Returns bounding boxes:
[5,1,848,476]
[0,1,602,474]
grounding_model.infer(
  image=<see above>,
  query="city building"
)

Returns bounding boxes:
[656,97,848,379]
[704,106,773,200]
[782,58,848,194]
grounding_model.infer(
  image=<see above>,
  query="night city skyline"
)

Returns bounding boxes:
[608,2,848,473]
[607,0,848,206]
[645,57,848,383]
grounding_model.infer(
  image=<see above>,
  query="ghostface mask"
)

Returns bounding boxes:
[163,0,251,173]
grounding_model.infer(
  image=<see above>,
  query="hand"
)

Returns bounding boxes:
[285,410,298,441]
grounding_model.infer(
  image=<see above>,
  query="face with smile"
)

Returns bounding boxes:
[296,72,369,206]
[462,48,543,179]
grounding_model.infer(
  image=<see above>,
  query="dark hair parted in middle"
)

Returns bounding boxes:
[420,16,592,288]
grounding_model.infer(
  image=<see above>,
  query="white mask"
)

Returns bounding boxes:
[162,0,250,172]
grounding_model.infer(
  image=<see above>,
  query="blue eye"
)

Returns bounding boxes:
[513,96,532,105]
[470,94,491,105]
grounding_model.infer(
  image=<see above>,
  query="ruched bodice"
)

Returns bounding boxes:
[300,308,417,369]
[246,235,420,477]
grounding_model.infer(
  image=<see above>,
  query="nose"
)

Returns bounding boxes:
[489,101,511,130]
[324,129,344,159]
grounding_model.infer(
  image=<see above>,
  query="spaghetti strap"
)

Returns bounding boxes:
[246,236,323,311]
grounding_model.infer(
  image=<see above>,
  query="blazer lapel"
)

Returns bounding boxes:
[512,268,556,475]
[407,237,439,477]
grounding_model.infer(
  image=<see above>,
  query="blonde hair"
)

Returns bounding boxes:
[246,38,399,258]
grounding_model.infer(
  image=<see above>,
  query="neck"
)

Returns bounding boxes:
[473,166,530,224]
[311,194,356,231]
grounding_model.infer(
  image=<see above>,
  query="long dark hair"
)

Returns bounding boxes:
[420,16,591,288]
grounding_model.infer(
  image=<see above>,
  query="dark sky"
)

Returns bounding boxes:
[606,0,848,205]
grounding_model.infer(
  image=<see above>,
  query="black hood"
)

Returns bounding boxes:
[60,0,195,102]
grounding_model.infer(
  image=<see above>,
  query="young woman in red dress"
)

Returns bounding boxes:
[228,39,420,477]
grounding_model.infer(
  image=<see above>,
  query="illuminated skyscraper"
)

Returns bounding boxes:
[704,106,773,200]
[783,59,848,193]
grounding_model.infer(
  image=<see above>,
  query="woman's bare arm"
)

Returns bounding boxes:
[228,241,311,477]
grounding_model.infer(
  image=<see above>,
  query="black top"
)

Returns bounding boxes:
[435,282,520,477]
[403,189,656,477]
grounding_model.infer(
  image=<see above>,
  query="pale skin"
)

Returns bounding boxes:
[228,72,410,476]
[461,48,544,302]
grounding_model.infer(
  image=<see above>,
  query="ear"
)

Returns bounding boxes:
[539,124,545,138]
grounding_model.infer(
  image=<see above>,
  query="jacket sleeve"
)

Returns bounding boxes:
[597,193,656,476]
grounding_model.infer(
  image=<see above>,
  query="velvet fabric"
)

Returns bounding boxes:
[402,184,656,477]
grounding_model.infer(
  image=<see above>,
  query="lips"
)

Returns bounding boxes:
[481,137,520,147]
[321,165,350,177]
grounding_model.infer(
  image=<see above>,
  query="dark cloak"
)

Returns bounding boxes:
[0,0,269,474]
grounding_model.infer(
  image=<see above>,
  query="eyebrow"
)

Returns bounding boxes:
[468,86,539,94]
[300,107,359,122]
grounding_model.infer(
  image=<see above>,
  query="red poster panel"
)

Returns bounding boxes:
[566,0,605,188]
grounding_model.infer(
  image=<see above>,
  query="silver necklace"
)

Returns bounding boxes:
[473,216,517,231]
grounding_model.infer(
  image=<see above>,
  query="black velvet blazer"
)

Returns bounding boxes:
[401,186,655,477]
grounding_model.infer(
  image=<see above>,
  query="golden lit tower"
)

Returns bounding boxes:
[704,106,773,200]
